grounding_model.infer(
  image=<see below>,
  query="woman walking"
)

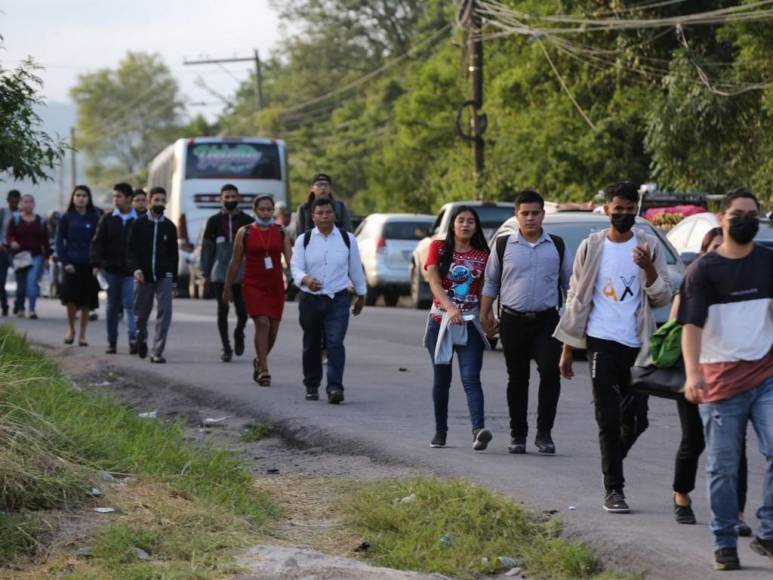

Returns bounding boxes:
[6,194,48,319]
[55,185,101,346]
[225,195,292,386]
[424,205,492,450]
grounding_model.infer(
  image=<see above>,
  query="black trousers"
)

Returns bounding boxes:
[674,396,748,510]
[587,336,649,493]
[500,309,562,440]
[212,282,247,352]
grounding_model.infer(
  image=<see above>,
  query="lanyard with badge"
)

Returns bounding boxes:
[256,225,274,270]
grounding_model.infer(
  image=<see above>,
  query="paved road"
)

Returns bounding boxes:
[8,297,771,579]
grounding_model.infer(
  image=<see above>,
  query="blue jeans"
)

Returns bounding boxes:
[105,272,136,344]
[14,254,44,313]
[700,375,773,549]
[424,317,486,433]
[298,292,351,392]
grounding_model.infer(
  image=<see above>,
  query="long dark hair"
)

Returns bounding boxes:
[437,205,490,278]
[66,185,96,213]
[699,227,722,255]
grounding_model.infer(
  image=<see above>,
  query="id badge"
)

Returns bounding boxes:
[264,256,273,270]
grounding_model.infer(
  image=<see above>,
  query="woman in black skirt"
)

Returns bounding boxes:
[55,185,100,345]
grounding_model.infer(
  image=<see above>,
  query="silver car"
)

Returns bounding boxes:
[356,213,434,307]
[490,212,685,325]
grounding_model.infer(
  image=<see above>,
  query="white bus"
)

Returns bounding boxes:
[147,136,289,291]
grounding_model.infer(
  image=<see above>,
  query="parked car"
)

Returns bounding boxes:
[489,212,685,325]
[356,213,434,306]
[666,212,773,264]
[410,201,514,309]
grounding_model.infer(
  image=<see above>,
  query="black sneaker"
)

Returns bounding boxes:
[150,355,166,364]
[129,340,138,355]
[750,536,773,560]
[305,388,319,401]
[106,343,117,354]
[603,490,630,514]
[430,432,447,448]
[713,547,741,571]
[508,437,526,454]
[472,428,492,451]
[221,349,233,363]
[736,518,752,538]
[535,432,555,455]
[327,388,344,404]
[673,499,696,525]
[234,330,245,356]
[138,341,148,359]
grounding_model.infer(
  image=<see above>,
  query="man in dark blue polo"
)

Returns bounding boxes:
[480,190,571,455]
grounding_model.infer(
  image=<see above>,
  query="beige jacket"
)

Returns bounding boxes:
[552,228,673,366]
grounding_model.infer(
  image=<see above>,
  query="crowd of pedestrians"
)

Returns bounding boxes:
[1,177,770,572]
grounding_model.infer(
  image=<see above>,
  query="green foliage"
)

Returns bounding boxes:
[70,52,184,191]
[0,59,66,183]
[240,423,272,442]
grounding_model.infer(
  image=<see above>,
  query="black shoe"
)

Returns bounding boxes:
[138,341,148,359]
[750,536,773,559]
[673,499,696,525]
[28,312,38,320]
[327,388,344,404]
[106,343,117,354]
[89,311,98,321]
[713,547,741,571]
[535,432,555,455]
[430,432,447,448]
[1,306,8,317]
[736,519,752,538]
[603,490,631,514]
[472,428,492,451]
[150,355,166,364]
[129,340,138,355]
[305,388,319,401]
[234,330,245,356]
[221,349,233,363]
[508,437,526,454]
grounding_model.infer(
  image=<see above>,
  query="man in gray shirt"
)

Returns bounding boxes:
[480,190,571,455]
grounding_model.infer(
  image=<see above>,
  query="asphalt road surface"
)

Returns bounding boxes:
[8,297,771,579]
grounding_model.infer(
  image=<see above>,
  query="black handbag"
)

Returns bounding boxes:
[630,359,685,400]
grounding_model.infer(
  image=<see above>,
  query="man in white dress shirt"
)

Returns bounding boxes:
[290,197,366,404]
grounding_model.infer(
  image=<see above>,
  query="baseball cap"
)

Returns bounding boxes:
[311,173,332,185]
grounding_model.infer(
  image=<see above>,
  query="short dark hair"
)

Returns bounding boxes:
[253,195,275,210]
[514,190,544,210]
[721,188,759,212]
[113,182,134,198]
[603,181,640,204]
[133,188,146,198]
[7,189,21,200]
[149,186,167,197]
[221,183,238,194]
[311,197,334,213]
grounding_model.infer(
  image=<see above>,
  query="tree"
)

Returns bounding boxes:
[70,52,184,190]
[0,59,65,183]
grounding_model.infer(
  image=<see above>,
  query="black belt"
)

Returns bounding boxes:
[501,306,556,319]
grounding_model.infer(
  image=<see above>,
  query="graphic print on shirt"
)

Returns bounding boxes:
[448,263,476,301]
[600,274,637,303]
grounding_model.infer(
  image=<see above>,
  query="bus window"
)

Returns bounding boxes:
[185,143,281,180]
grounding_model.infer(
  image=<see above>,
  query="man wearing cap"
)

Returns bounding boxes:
[291,173,353,240]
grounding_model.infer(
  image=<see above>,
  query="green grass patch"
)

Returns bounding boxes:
[346,477,617,580]
[240,423,272,442]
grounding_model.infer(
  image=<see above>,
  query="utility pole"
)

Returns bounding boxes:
[455,0,487,200]
[70,127,77,192]
[184,52,264,110]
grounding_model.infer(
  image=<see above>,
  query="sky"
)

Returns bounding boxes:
[1,0,283,120]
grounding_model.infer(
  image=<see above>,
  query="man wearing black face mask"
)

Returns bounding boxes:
[201,184,253,361]
[554,181,673,514]
[127,187,179,363]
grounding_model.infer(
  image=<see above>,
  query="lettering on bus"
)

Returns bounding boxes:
[186,143,280,179]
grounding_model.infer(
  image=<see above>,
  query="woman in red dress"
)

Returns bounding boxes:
[225,195,292,386]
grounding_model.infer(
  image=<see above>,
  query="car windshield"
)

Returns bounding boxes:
[383,221,433,241]
[537,222,678,265]
[473,206,515,229]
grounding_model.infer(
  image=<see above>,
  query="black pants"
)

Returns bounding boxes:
[212,282,247,352]
[674,396,748,510]
[587,336,649,493]
[500,309,562,440]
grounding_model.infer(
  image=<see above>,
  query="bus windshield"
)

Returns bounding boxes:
[185,142,281,180]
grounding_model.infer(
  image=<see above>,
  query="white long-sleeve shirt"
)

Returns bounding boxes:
[290,226,367,297]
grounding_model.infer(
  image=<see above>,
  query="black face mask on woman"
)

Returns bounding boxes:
[610,213,636,233]
[728,212,759,244]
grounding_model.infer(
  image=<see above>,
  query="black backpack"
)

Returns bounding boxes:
[303,227,351,251]
[495,232,565,308]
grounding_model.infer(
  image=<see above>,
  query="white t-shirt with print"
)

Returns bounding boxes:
[586,236,642,348]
